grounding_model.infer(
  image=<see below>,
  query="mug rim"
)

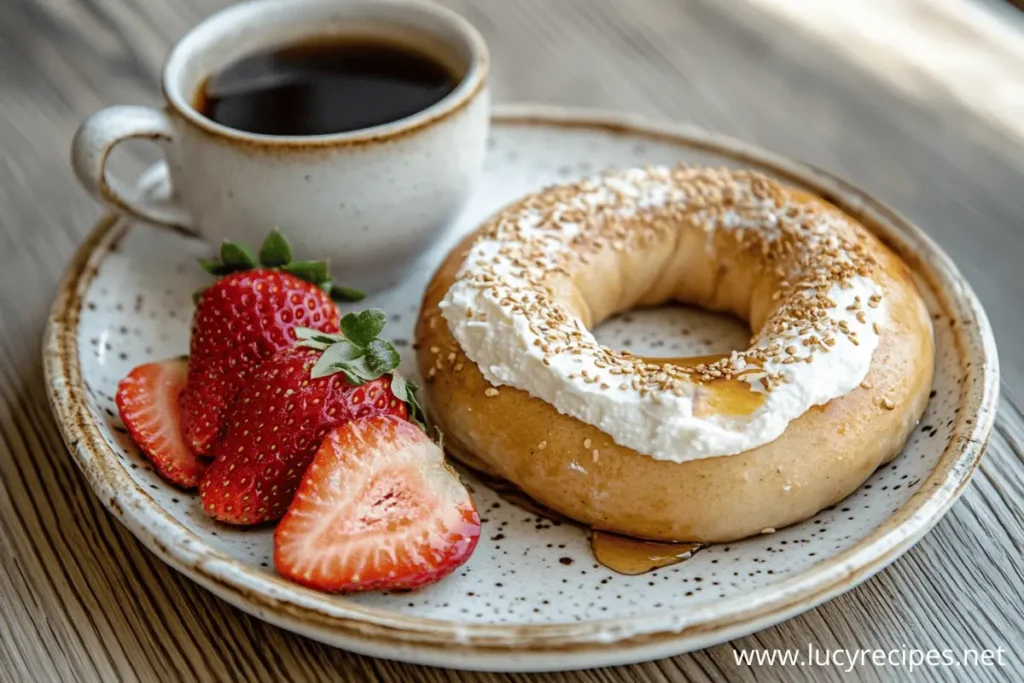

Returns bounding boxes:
[160,0,489,148]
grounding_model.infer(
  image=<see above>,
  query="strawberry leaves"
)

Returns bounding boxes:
[339,309,387,347]
[297,310,399,384]
[282,260,329,285]
[365,339,401,375]
[329,285,366,302]
[390,373,426,430]
[199,229,365,302]
[199,240,258,276]
[296,310,425,428]
[258,228,292,267]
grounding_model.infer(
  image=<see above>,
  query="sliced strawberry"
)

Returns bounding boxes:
[274,416,480,592]
[116,358,206,489]
[199,347,407,525]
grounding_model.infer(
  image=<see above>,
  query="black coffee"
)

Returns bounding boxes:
[195,38,459,136]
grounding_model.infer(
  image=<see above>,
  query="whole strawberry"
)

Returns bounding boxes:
[200,309,424,525]
[180,230,364,455]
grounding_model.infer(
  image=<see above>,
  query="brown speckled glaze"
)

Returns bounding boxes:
[44,106,998,672]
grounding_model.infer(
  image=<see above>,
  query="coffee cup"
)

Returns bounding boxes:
[71,0,489,292]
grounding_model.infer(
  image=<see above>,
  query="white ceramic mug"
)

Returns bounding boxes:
[71,0,489,292]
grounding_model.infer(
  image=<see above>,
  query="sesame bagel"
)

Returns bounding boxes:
[416,166,933,543]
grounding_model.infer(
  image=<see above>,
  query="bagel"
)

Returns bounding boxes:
[416,166,933,543]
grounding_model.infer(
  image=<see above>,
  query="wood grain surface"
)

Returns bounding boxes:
[1,0,1022,681]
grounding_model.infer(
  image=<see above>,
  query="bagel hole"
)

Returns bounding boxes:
[592,303,750,364]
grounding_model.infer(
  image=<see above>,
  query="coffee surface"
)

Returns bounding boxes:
[196,38,458,136]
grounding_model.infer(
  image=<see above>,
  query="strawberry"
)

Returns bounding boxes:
[180,230,364,455]
[116,358,206,489]
[274,415,480,592]
[199,309,422,525]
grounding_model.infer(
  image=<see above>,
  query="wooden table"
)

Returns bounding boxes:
[2,0,1022,680]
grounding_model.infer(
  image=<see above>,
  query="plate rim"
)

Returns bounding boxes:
[43,104,999,669]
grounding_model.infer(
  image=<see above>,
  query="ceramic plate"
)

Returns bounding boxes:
[44,105,997,672]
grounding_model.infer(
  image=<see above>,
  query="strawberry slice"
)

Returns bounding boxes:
[274,416,480,593]
[115,358,206,489]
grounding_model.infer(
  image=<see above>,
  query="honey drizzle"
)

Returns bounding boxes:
[638,353,766,417]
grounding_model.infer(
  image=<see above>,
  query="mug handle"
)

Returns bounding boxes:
[71,105,197,235]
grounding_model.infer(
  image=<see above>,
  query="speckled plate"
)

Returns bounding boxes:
[44,105,998,672]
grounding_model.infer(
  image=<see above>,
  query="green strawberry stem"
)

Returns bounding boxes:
[198,229,366,302]
[295,310,426,429]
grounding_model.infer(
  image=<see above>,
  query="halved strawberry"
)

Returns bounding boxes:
[116,358,206,489]
[274,416,480,592]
